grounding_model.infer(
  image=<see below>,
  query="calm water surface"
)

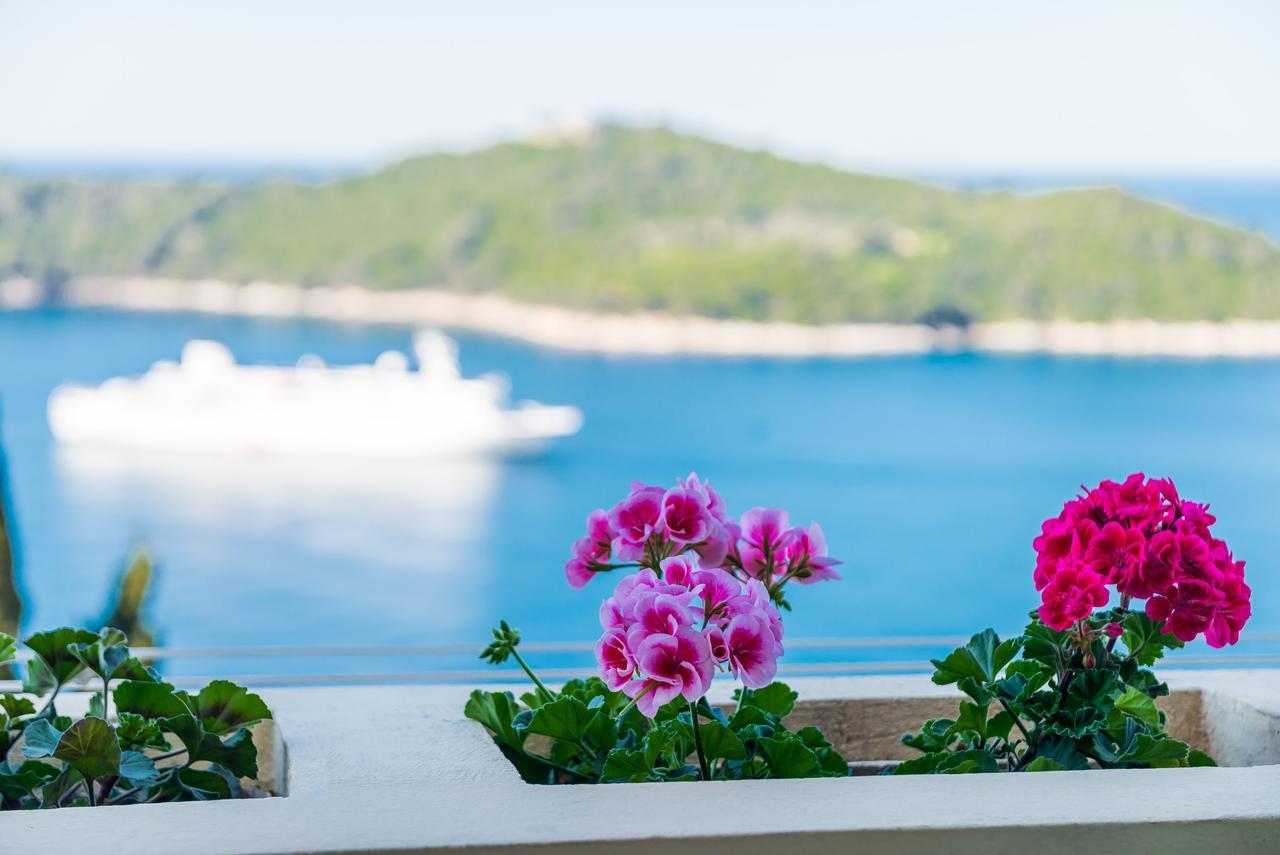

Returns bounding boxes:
[1,309,1278,677]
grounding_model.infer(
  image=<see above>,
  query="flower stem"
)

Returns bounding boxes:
[688,700,711,781]
[509,648,555,699]
[997,697,1032,745]
[616,683,654,720]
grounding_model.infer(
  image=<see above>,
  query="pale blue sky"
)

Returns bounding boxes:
[1,0,1277,173]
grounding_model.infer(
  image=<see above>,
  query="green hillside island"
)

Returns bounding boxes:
[2,126,1278,324]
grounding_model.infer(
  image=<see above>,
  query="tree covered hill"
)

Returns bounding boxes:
[2,126,1278,324]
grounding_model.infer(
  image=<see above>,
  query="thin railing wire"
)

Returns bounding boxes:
[4,633,1278,688]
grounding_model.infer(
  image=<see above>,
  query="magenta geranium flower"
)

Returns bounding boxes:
[1038,562,1109,630]
[1032,473,1251,644]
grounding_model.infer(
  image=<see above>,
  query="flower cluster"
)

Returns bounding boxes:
[567,474,840,717]
[1033,473,1251,647]
[566,473,841,592]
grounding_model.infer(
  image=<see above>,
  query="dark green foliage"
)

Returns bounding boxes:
[464,622,847,783]
[0,626,272,809]
[892,612,1212,775]
[3,126,1279,324]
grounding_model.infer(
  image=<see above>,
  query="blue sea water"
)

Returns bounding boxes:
[1,308,1279,681]
[0,174,1277,681]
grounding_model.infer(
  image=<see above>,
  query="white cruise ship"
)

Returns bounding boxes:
[47,331,582,459]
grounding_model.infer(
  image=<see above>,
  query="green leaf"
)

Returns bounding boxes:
[601,723,690,783]
[1067,669,1123,712]
[161,713,206,759]
[697,718,746,761]
[727,703,776,733]
[1113,687,1160,728]
[54,717,120,784]
[955,676,993,704]
[601,746,653,783]
[891,748,998,775]
[931,629,1021,686]
[194,728,258,779]
[463,690,526,750]
[902,718,956,752]
[0,760,59,799]
[67,627,129,682]
[740,682,798,717]
[495,743,556,785]
[581,711,618,754]
[1021,617,1073,673]
[793,726,848,776]
[525,696,593,744]
[1121,611,1184,667]
[119,749,159,783]
[177,767,232,800]
[21,628,101,693]
[1030,735,1090,771]
[986,710,1016,745]
[189,680,272,734]
[1187,749,1217,767]
[1123,734,1189,767]
[1022,756,1066,772]
[21,718,63,758]
[116,712,169,750]
[0,633,14,664]
[114,680,192,720]
[0,694,36,720]
[38,767,78,808]
[948,701,991,744]
[994,662,1052,705]
[519,688,556,710]
[758,732,821,778]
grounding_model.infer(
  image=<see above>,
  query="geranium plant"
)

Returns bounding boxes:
[895,474,1251,774]
[0,626,272,808]
[466,473,848,783]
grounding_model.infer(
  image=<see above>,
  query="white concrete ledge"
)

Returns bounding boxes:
[4,672,1279,853]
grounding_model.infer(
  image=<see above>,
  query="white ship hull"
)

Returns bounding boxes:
[48,333,583,459]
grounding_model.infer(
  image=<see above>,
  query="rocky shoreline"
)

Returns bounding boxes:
[5,275,1280,358]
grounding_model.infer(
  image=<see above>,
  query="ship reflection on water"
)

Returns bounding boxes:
[51,446,506,675]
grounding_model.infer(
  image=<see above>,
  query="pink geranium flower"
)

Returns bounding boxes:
[722,613,781,688]
[623,627,714,717]
[781,523,843,584]
[628,591,697,637]
[595,628,636,691]
[661,485,714,546]
[608,483,665,561]
[692,567,741,622]
[564,509,615,589]
[658,553,700,588]
[577,475,841,707]
[738,507,790,580]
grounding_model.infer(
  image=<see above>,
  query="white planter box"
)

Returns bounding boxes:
[5,670,1279,853]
